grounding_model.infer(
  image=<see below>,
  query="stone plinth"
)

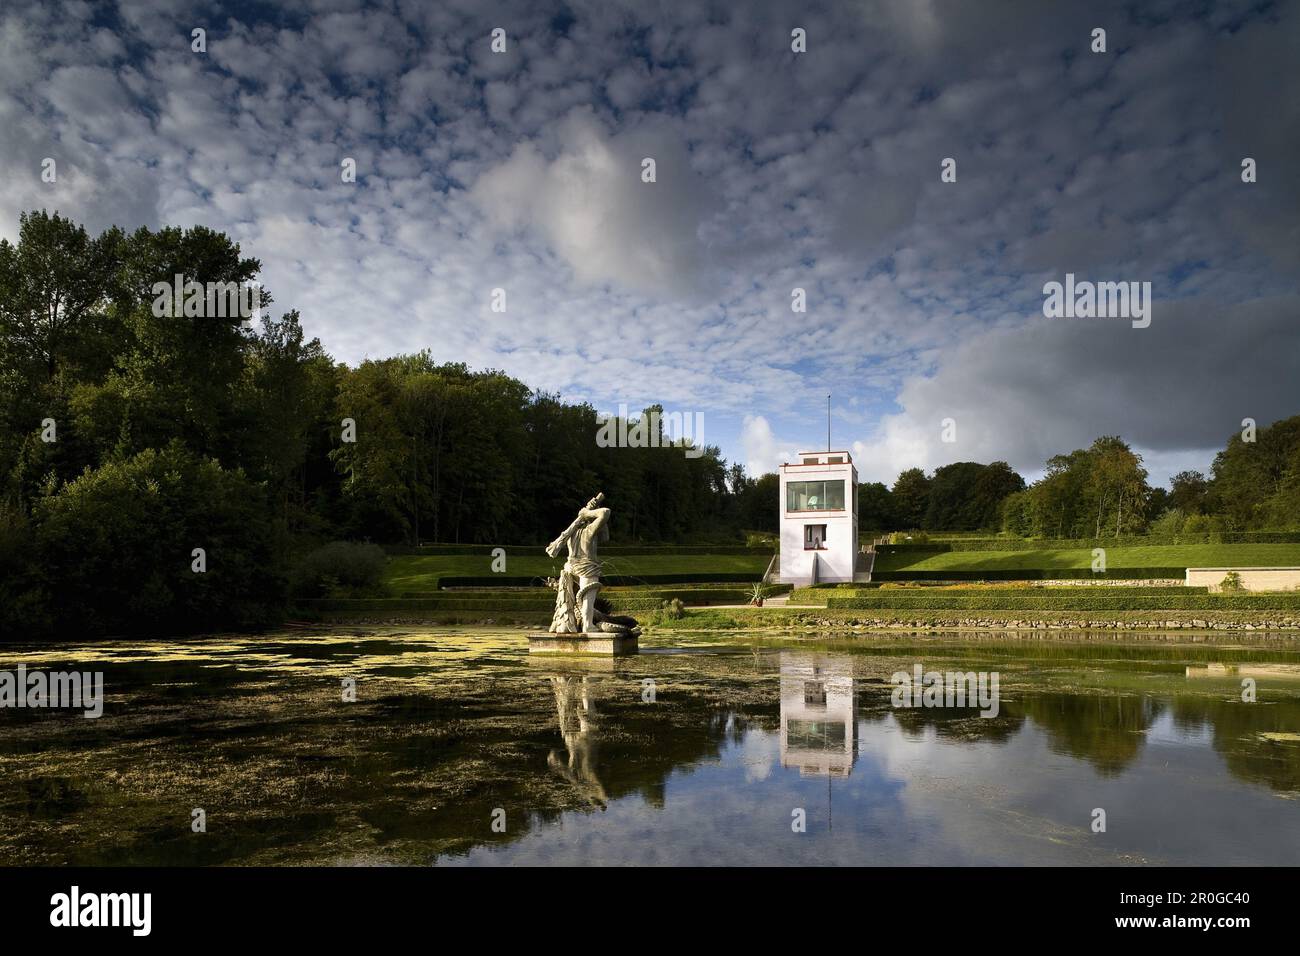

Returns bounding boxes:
[528,632,639,655]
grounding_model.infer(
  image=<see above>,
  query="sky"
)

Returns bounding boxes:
[1,0,1297,487]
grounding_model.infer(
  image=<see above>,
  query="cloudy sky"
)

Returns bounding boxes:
[2,0,1297,485]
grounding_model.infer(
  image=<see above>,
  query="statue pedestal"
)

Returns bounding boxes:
[528,632,639,656]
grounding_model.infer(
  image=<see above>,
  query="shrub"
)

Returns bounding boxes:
[1182,513,1226,534]
[1220,571,1244,593]
[1149,508,1187,536]
[33,444,284,635]
[647,597,687,623]
[890,530,930,544]
[289,541,389,597]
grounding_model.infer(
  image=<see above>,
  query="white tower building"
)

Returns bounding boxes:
[778,450,859,585]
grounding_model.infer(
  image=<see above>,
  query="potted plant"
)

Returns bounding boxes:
[749,583,766,607]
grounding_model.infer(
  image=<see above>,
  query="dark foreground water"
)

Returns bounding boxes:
[1,628,1298,866]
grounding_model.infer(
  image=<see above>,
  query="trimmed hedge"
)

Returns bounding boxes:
[437,572,763,587]
[388,544,771,556]
[396,587,763,605]
[831,586,1207,597]
[293,607,549,624]
[790,585,1207,604]
[646,607,1300,630]
[870,568,1188,581]
[297,598,548,612]
[426,582,788,595]
[827,594,1300,611]
[879,532,1300,553]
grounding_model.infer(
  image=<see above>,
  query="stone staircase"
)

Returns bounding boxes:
[853,535,886,583]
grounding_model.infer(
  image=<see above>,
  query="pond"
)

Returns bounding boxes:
[2,628,1298,866]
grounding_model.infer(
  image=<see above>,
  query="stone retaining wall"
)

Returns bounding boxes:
[797,616,1300,631]
[1186,567,1300,593]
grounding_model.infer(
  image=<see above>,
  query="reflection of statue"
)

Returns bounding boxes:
[548,675,608,808]
[545,493,640,637]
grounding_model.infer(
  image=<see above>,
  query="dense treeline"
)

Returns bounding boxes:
[858,424,1300,539]
[0,212,772,636]
[857,461,1025,532]
[1000,425,1300,538]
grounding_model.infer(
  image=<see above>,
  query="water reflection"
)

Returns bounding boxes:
[1013,694,1160,775]
[2,629,1299,865]
[779,652,857,778]
[547,674,607,807]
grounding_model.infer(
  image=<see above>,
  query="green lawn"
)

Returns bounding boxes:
[874,544,1300,572]
[385,552,771,590]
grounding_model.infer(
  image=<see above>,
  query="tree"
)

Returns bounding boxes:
[922,461,1025,531]
[1210,416,1300,529]
[891,468,930,529]
[856,481,896,532]
[969,461,1026,529]
[0,210,122,384]
[1168,471,1209,515]
[1085,436,1149,537]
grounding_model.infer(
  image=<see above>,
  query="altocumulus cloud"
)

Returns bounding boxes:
[0,0,1296,483]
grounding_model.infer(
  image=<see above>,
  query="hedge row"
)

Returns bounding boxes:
[429,582,787,595]
[297,598,548,612]
[832,586,1207,597]
[387,544,770,556]
[293,607,549,624]
[437,572,762,587]
[299,597,667,613]
[648,607,1300,630]
[879,532,1300,553]
[397,587,761,605]
[789,585,1207,603]
[870,568,1188,581]
[826,594,1300,611]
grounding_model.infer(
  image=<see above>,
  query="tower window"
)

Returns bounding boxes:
[804,524,827,550]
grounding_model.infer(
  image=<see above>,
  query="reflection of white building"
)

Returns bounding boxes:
[779,652,857,777]
[778,451,858,585]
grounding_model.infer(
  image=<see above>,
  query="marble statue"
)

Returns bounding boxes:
[545,493,641,637]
